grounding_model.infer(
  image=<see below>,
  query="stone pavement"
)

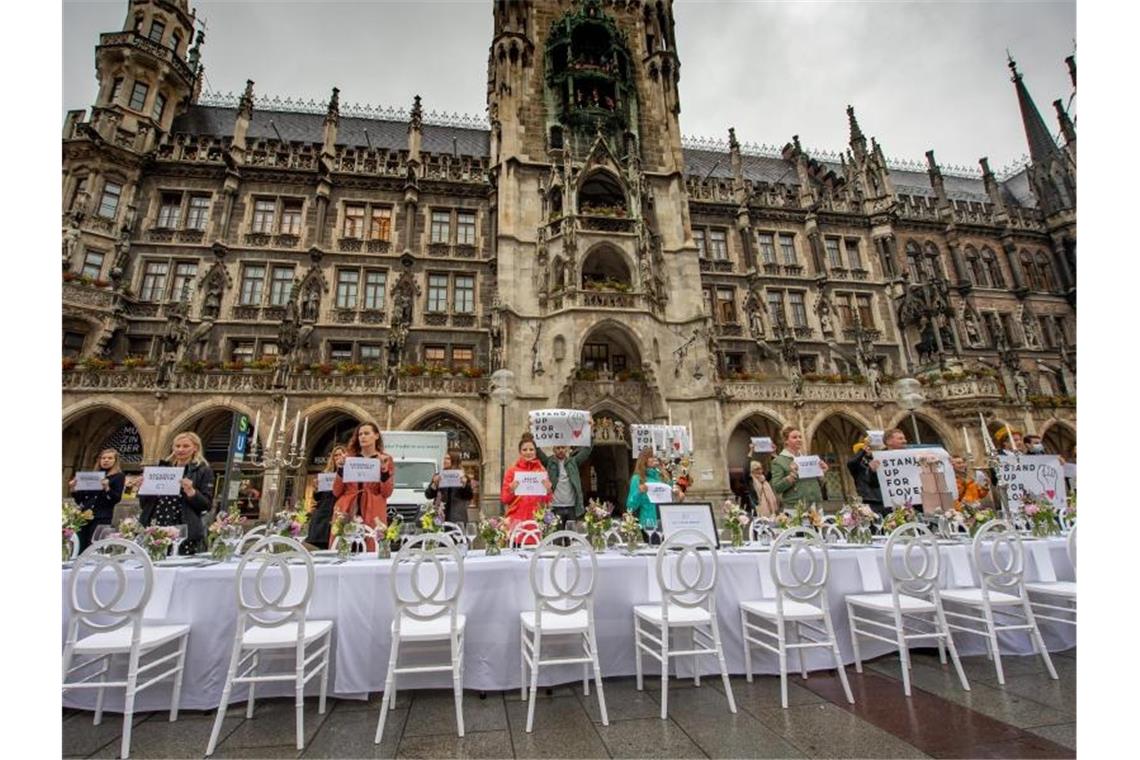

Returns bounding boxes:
[63,648,1075,759]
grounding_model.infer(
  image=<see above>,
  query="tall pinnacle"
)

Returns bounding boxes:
[1008,56,1061,164]
[846,105,865,144]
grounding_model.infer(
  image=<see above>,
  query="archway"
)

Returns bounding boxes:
[305,411,364,472]
[581,244,632,291]
[577,319,643,376]
[726,412,784,500]
[1041,421,1076,458]
[810,413,867,502]
[580,411,632,511]
[62,406,146,489]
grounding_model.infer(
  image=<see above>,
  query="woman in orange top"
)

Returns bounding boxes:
[500,433,552,527]
[330,422,395,546]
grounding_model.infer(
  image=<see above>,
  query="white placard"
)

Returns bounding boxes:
[751,436,775,453]
[529,409,591,447]
[629,424,693,457]
[1063,463,1076,482]
[646,482,674,504]
[74,471,105,491]
[999,455,1067,511]
[513,471,547,496]
[867,430,885,448]
[227,480,241,500]
[657,503,720,548]
[872,447,957,507]
[439,469,464,489]
[138,466,183,496]
[793,455,823,479]
[630,424,655,453]
[343,457,381,483]
[316,472,336,492]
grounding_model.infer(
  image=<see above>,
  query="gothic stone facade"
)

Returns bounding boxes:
[62,0,1077,508]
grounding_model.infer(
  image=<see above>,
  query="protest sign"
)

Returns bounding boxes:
[529,409,591,447]
[343,457,381,483]
[793,455,823,479]
[867,430,885,448]
[138,466,183,496]
[513,471,547,496]
[316,472,336,492]
[872,447,957,507]
[439,469,464,488]
[999,455,1066,511]
[646,482,674,504]
[74,471,106,492]
[751,436,775,453]
[629,424,693,456]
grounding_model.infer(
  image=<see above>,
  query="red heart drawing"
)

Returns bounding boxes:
[1045,489,1055,500]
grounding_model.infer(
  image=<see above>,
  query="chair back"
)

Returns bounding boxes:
[390,532,464,631]
[869,512,885,535]
[654,529,718,615]
[237,525,268,555]
[332,521,376,554]
[971,520,1025,594]
[529,531,597,622]
[509,519,543,548]
[234,536,314,629]
[821,514,838,526]
[749,517,774,543]
[1057,506,1074,533]
[820,523,844,544]
[1067,522,1076,572]
[67,538,154,637]
[441,521,467,546]
[770,527,830,603]
[603,526,625,548]
[884,522,941,598]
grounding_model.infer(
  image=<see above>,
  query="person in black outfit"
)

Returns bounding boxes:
[68,448,126,552]
[306,444,347,549]
[132,431,215,554]
[425,450,475,524]
[846,438,886,515]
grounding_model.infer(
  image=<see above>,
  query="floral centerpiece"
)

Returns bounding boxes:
[958,500,996,536]
[882,502,918,534]
[618,512,642,551]
[112,517,143,542]
[268,505,309,542]
[139,526,181,562]
[330,512,365,559]
[207,505,247,561]
[583,499,614,551]
[1064,491,1076,525]
[418,502,446,534]
[721,499,750,549]
[837,500,877,544]
[478,516,507,556]
[62,502,93,561]
[377,517,402,558]
[533,504,562,539]
[1022,494,1060,538]
[790,500,825,531]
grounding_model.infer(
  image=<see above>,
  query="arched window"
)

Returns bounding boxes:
[1019,250,1039,290]
[923,241,945,279]
[1035,252,1056,293]
[578,171,626,217]
[964,245,987,287]
[981,247,1005,288]
[904,241,923,281]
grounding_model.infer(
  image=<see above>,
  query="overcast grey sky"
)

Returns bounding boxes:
[62,0,1075,170]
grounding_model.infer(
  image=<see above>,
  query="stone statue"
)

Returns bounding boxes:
[63,224,81,270]
[391,270,420,327]
[201,277,223,321]
[1018,304,1041,349]
[157,304,188,387]
[183,319,214,362]
[273,301,301,388]
[1013,371,1030,406]
[817,295,834,335]
[301,284,320,322]
[961,305,982,346]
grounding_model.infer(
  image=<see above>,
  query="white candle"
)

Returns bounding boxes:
[292,410,300,446]
[281,396,288,425]
[301,416,309,451]
[252,409,261,454]
[668,408,673,426]
[963,426,973,456]
[266,411,277,445]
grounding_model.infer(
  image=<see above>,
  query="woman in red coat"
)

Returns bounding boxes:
[501,433,551,527]
[331,422,395,547]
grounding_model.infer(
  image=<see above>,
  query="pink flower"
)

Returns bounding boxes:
[1024,504,1039,517]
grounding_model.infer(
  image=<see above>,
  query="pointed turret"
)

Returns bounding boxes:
[1007,56,1075,216]
[408,94,423,162]
[846,105,867,161]
[321,86,340,155]
[230,79,254,155]
[1008,56,1061,164]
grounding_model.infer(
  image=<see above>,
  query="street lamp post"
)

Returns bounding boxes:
[893,377,926,445]
[490,369,516,513]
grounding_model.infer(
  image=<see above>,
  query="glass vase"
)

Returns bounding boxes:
[590,532,606,552]
[377,540,392,559]
[485,542,502,557]
[147,545,168,563]
[730,530,744,550]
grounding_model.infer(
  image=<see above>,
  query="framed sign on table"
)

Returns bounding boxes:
[657,502,720,549]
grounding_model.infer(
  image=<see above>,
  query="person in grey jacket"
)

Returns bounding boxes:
[535,420,593,525]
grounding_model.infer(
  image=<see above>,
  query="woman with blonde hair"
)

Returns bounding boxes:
[134,431,214,554]
[331,422,395,545]
[68,448,126,551]
[306,443,347,549]
[745,460,780,518]
[769,425,829,509]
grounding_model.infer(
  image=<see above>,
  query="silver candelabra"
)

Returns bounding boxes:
[248,395,309,521]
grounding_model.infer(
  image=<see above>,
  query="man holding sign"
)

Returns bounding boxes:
[872,443,958,512]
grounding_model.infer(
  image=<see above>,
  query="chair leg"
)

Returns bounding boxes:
[892,607,912,697]
[741,609,754,684]
[659,625,670,720]
[846,603,864,674]
[582,659,590,697]
[776,617,789,709]
[374,637,400,745]
[711,618,736,714]
[93,656,109,726]
[520,621,527,702]
[318,633,331,714]
[295,643,306,751]
[206,638,243,756]
[936,617,948,666]
[526,631,541,733]
[793,622,808,679]
[981,601,1005,685]
[120,647,142,760]
[170,635,189,721]
[692,628,701,687]
[936,603,970,692]
[588,627,609,726]
[1022,597,1058,680]
[452,632,465,738]
[824,609,854,705]
[634,616,644,692]
[246,651,259,719]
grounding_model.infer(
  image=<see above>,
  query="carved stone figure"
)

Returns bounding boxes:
[301,284,320,322]
[1018,304,1041,349]
[183,319,214,362]
[962,305,982,346]
[63,224,81,270]
[201,277,223,321]
[391,269,420,327]
[157,304,188,387]
[1013,371,1030,405]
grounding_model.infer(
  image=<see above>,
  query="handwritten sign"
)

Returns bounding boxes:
[513,471,547,496]
[646,482,674,504]
[138,466,183,496]
[529,409,591,447]
[74,471,106,492]
[657,503,720,548]
[751,436,775,453]
[343,457,381,483]
[867,430,885,449]
[793,455,823,479]
[316,472,336,492]
[439,469,464,489]
[999,455,1066,511]
[872,447,957,507]
[1063,462,1076,485]
[630,424,693,457]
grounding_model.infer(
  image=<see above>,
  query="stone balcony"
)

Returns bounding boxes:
[98,31,195,85]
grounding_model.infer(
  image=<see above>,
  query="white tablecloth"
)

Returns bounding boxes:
[62,537,1075,712]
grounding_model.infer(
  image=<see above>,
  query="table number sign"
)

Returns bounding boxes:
[657,503,720,548]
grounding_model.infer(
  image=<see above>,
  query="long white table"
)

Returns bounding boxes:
[62,537,1075,712]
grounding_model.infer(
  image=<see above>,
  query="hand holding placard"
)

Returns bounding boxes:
[513,471,547,496]
[138,466,184,496]
[646,482,674,504]
[343,457,381,483]
[439,469,464,488]
[793,456,823,479]
[74,471,106,492]
[316,472,336,492]
[751,436,775,453]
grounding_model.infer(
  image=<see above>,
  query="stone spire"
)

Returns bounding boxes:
[407,94,423,163]
[237,79,255,120]
[846,104,867,160]
[1008,56,1062,164]
[321,86,340,157]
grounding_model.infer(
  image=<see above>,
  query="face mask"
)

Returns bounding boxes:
[1028,444,1045,454]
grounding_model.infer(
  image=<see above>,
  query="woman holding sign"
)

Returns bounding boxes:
[134,431,214,553]
[501,433,552,527]
[332,423,394,542]
[769,425,829,510]
[626,447,683,535]
[426,450,474,524]
[306,444,346,549]
[68,448,126,551]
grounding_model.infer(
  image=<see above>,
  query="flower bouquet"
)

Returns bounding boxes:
[330,512,365,559]
[837,500,877,544]
[478,516,507,556]
[790,500,824,531]
[583,499,614,551]
[418,502,446,534]
[268,506,309,543]
[378,517,402,558]
[959,500,996,536]
[62,502,93,561]
[882,502,918,534]
[1022,494,1060,538]
[721,499,750,549]
[139,525,181,562]
[534,504,562,539]
[207,505,246,561]
[112,517,143,542]
[618,511,642,552]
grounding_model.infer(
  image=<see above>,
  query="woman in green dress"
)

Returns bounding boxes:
[769,425,829,509]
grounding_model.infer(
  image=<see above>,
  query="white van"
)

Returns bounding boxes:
[382,431,449,523]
